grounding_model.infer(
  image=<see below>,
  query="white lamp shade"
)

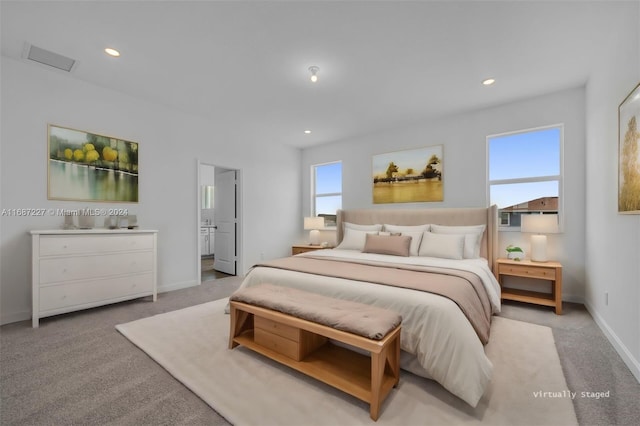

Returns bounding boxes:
[304,217,325,230]
[520,214,559,234]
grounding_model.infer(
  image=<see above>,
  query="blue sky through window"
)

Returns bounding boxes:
[491,181,558,209]
[315,162,342,195]
[489,127,561,209]
[315,162,342,216]
[489,127,560,180]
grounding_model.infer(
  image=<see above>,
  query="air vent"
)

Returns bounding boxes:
[23,43,76,72]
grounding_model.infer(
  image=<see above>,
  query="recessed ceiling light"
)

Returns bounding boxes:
[308,66,319,83]
[104,48,120,57]
[304,130,312,134]
[482,78,495,86]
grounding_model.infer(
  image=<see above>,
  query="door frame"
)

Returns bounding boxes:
[196,159,243,282]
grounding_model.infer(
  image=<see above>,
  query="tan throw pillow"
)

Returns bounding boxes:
[363,234,412,257]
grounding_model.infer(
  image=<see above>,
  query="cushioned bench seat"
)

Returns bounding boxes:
[228,283,402,421]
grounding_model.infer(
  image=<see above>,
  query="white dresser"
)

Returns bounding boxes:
[31,229,158,327]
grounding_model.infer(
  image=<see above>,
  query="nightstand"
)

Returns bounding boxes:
[291,245,327,255]
[495,258,563,314]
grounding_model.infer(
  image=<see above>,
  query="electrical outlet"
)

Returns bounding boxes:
[605,292,609,306]
[260,252,264,260]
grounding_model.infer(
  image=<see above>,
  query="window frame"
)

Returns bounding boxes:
[311,160,342,229]
[486,124,564,232]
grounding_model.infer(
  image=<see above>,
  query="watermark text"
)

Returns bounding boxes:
[533,390,610,400]
[1,208,129,217]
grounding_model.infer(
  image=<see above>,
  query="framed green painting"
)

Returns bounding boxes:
[48,124,139,202]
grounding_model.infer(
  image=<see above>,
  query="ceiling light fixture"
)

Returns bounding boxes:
[482,78,495,86]
[308,66,319,83]
[104,48,120,57]
[304,130,312,134]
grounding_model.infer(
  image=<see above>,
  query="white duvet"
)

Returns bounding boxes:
[237,249,502,407]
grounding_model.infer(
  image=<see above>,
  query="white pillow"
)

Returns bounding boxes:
[383,224,431,256]
[344,222,383,232]
[336,228,379,251]
[377,231,401,236]
[430,224,486,259]
[418,232,465,260]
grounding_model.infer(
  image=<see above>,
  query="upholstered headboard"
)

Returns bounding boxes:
[336,205,498,270]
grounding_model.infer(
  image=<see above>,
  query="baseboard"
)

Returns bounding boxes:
[562,293,584,304]
[1,310,31,326]
[584,301,640,383]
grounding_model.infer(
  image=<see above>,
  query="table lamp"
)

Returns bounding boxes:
[521,214,559,262]
[303,217,325,245]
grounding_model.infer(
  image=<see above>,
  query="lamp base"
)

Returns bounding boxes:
[309,229,320,245]
[530,234,548,262]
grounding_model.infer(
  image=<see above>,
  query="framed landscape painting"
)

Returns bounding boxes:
[48,124,139,202]
[372,145,443,204]
[618,82,640,214]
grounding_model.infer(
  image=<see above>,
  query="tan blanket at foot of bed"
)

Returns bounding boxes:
[255,256,491,344]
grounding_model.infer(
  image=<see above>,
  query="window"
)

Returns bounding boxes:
[312,161,342,227]
[488,125,563,230]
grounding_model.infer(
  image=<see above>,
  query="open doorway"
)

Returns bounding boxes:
[197,160,242,283]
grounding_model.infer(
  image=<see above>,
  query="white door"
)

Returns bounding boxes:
[213,170,236,275]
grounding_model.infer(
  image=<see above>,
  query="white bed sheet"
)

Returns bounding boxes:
[237,249,501,407]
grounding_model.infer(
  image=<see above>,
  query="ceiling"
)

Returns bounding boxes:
[0,1,626,148]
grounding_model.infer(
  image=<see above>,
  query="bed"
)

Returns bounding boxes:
[235,205,501,407]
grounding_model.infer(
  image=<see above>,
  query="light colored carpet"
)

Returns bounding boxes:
[116,298,578,426]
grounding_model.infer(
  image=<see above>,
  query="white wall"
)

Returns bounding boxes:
[302,87,586,302]
[0,57,301,324]
[200,164,216,186]
[584,3,640,381]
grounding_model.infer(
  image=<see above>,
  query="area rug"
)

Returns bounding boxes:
[116,298,578,426]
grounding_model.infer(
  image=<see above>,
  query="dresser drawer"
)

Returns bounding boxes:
[39,234,154,257]
[39,272,154,312]
[255,315,301,341]
[499,263,556,280]
[254,328,301,360]
[39,251,154,284]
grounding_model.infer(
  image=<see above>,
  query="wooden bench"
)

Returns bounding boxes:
[228,287,401,421]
